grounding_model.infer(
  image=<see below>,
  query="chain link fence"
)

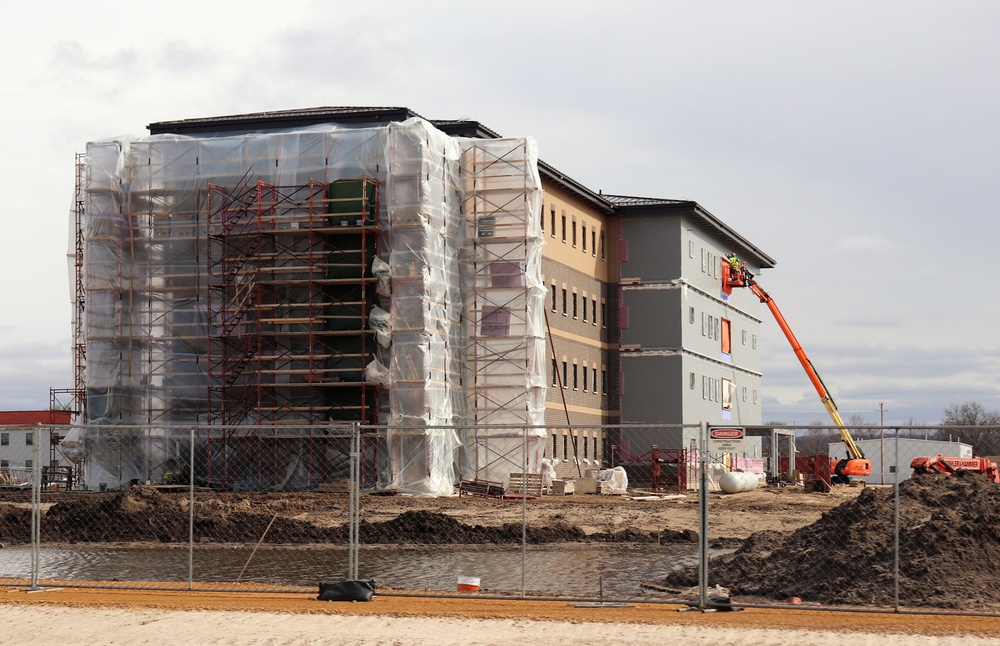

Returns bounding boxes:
[1,422,999,613]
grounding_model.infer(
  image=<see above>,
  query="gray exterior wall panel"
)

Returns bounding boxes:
[620,354,684,423]
[620,217,681,282]
[621,289,682,348]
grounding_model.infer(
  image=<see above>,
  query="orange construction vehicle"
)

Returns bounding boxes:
[723,255,872,485]
[910,455,1000,483]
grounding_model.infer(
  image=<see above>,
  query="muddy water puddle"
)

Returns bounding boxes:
[0,544,728,596]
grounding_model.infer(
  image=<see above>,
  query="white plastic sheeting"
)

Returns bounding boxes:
[69,118,546,495]
[597,466,629,495]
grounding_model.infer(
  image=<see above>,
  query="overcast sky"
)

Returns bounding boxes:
[1,1,997,426]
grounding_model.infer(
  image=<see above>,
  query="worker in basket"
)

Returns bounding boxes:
[728,254,740,273]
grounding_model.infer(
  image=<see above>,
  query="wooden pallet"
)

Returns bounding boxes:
[508,473,544,497]
[459,478,505,499]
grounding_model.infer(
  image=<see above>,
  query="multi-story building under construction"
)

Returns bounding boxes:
[64,107,774,493]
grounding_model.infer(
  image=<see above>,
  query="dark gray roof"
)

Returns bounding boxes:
[608,194,776,269]
[145,107,773,267]
[148,107,420,135]
[603,194,690,207]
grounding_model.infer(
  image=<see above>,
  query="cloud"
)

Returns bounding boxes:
[2,0,1000,425]
[832,233,898,254]
[0,339,71,410]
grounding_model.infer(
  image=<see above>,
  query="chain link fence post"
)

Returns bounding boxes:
[348,422,360,581]
[697,421,709,609]
[29,423,41,591]
[893,427,900,611]
[521,424,528,599]
[188,426,195,590]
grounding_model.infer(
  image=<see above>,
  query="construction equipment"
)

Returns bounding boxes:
[910,455,1000,483]
[723,255,872,484]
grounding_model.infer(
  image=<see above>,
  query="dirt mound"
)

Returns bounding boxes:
[662,472,1000,608]
[44,486,192,543]
[5,487,702,546]
[0,505,31,543]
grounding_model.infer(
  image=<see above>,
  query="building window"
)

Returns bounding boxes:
[0,460,7,469]
[480,304,507,337]
[742,387,748,402]
[592,298,597,326]
[573,364,579,390]
[25,432,32,446]
[721,318,731,355]
[591,230,597,256]
[562,361,568,389]
[601,370,607,395]
[690,372,696,389]
[752,334,757,349]
[722,378,732,410]
[592,367,597,393]
[702,376,708,400]
[551,285,557,312]
[572,293,578,319]
[689,240,694,258]
[599,231,606,260]
[601,301,606,328]
[0,433,7,446]
[583,366,588,392]
[540,204,544,232]
[583,434,589,459]
[582,224,587,251]
[552,359,558,387]
[572,218,577,247]
[551,208,556,237]
[701,249,707,272]
[563,435,568,460]
[582,297,588,322]
[689,307,695,324]
[753,389,758,404]
[25,459,32,469]
[742,330,747,345]
[701,313,707,336]
[562,288,567,316]
[561,212,567,242]
[593,437,598,460]
[553,433,558,457]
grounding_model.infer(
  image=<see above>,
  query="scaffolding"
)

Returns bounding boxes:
[206,177,380,427]
[461,138,547,484]
[66,118,546,494]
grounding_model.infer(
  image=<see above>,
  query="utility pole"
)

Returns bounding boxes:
[879,402,887,485]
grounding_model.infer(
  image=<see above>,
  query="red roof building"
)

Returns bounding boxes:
[0,411,71,425]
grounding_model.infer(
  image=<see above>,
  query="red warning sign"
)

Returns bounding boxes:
[709,426,745,452]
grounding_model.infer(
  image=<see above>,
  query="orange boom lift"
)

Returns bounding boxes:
[723,255,872,484]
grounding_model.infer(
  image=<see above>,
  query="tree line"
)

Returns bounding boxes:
[788,401,1000,457]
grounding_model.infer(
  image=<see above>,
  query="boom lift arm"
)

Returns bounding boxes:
[723,255,871,483]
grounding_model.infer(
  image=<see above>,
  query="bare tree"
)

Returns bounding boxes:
[847,413,879,440]
[937,402,1000,456]
[796,419,839,456]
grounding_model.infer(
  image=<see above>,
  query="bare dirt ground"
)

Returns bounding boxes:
[0,483,865,546]
[1,584,999,644]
